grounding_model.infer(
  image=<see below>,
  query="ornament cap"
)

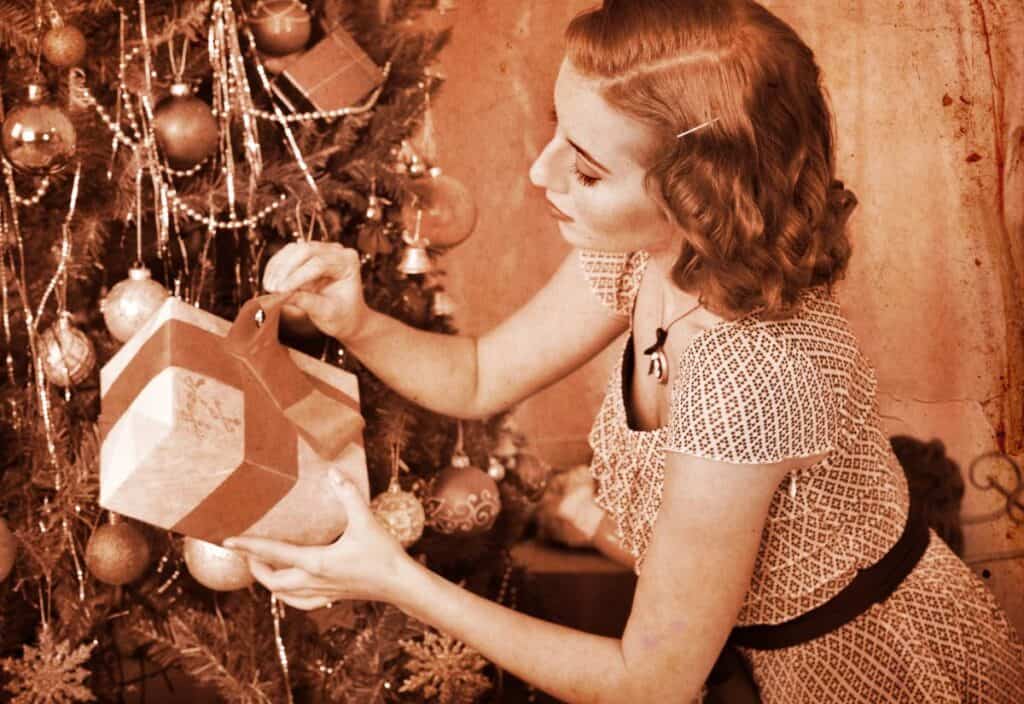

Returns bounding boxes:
[407,155,427,178]
[25,83,48,103]
[128,265,153,281]
[451,452,471,469]
[169,82,192,98]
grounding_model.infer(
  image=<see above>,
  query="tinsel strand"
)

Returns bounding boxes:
[240,20,322,203]
[33,163,80,326]
[1,211,15,384]
[64,516,86,601]
[3,161,57,461]
[271,595,295,704]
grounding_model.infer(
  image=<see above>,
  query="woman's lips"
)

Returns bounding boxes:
[546,199,574,222]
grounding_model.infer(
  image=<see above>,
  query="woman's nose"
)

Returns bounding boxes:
[529,137,567,192]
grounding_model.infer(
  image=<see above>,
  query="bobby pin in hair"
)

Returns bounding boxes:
[676,117,720,138]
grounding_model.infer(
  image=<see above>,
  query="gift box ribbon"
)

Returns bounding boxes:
[99,294,364,542]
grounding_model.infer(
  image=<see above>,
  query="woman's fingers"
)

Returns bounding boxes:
[328,470,372,526]
[264,243,358,293]
[247,560,321,592]
[274,592,332,611]
[286,290,333,321]
[263,242,307,292]
[275,253,331,294]
[222,536,322,574]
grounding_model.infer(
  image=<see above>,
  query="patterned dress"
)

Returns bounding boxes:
[578,248,1024,703]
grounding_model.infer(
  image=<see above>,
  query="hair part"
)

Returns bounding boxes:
[566,0,857,319]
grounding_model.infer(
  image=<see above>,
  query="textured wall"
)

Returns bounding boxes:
[429,1,1024,631]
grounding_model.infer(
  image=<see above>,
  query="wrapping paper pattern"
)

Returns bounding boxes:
[98,296,368,545]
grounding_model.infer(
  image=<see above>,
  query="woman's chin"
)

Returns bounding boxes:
[555,223,619,252]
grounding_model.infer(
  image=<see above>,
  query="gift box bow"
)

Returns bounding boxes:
[98,294,364,542]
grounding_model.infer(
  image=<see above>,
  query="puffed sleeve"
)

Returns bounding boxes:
[576,249,649,318]
[664,328,840,464]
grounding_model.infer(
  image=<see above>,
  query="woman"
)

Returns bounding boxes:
[224,1,1024,701]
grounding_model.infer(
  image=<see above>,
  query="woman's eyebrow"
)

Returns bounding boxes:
[566,137,612,175]
[551,106,613,175]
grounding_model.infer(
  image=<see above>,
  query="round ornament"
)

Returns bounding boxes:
[487,456,506,482]
[152,83,219,170]
[183,537,254,591]
[1,83,77,174]
[41,24,87,68]
[250,0,312,56]
[39,314,95,387]
[101,265,169,343]
[426,455,502,536]
[511,452,551,500]
[85,522,151,586]
[371,482,426,548]
[0,516,16,583]
[402,172,478,249]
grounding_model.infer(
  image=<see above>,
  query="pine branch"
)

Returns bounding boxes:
[0,1,37,56]
[138,0,212,48]
[133,606,279,704]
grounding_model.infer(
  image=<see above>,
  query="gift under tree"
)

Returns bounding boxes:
[0,1,550,701]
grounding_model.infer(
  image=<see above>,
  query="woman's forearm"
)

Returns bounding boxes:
[389,557,633,704]
[342,307,492,419]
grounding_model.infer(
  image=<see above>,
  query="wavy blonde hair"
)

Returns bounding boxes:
[566,0,858,319]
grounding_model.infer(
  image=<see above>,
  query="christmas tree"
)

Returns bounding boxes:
[0,1,550,701]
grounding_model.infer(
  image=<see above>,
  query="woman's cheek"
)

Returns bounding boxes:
[585,196,648,241]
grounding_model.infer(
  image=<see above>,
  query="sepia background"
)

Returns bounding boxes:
[427,1,1024,632]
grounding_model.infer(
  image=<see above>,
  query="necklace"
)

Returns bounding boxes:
[641,299,703,385]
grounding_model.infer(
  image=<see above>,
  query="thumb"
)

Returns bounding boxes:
[329,469,371,524]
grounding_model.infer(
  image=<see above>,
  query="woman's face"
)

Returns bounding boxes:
[529,58,677,254]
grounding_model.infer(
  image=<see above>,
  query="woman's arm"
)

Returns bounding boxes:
[387,453,806,702]
[227,452,821,703]
[265,242,627,419]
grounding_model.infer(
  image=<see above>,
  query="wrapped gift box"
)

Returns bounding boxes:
[273,24,384,114]
[98,295,368,546]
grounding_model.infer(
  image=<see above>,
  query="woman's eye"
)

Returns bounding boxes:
[572,163,600,187]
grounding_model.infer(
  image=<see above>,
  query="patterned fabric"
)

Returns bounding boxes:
[579,248,1024,702]
[744,537,1024,703]
[665,324,841,464]
[576,249,648,319]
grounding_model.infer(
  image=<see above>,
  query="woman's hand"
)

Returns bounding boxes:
[223,470,409,610]
[263,241,368,342]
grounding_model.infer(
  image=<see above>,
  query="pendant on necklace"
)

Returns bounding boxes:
[642,327,671,385]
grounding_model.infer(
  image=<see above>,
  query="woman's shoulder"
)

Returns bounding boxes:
[669,294,846,465]
[576,248,650,318]
[693,285,854,358]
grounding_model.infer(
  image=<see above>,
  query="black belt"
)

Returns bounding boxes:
[707,494,930,686]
